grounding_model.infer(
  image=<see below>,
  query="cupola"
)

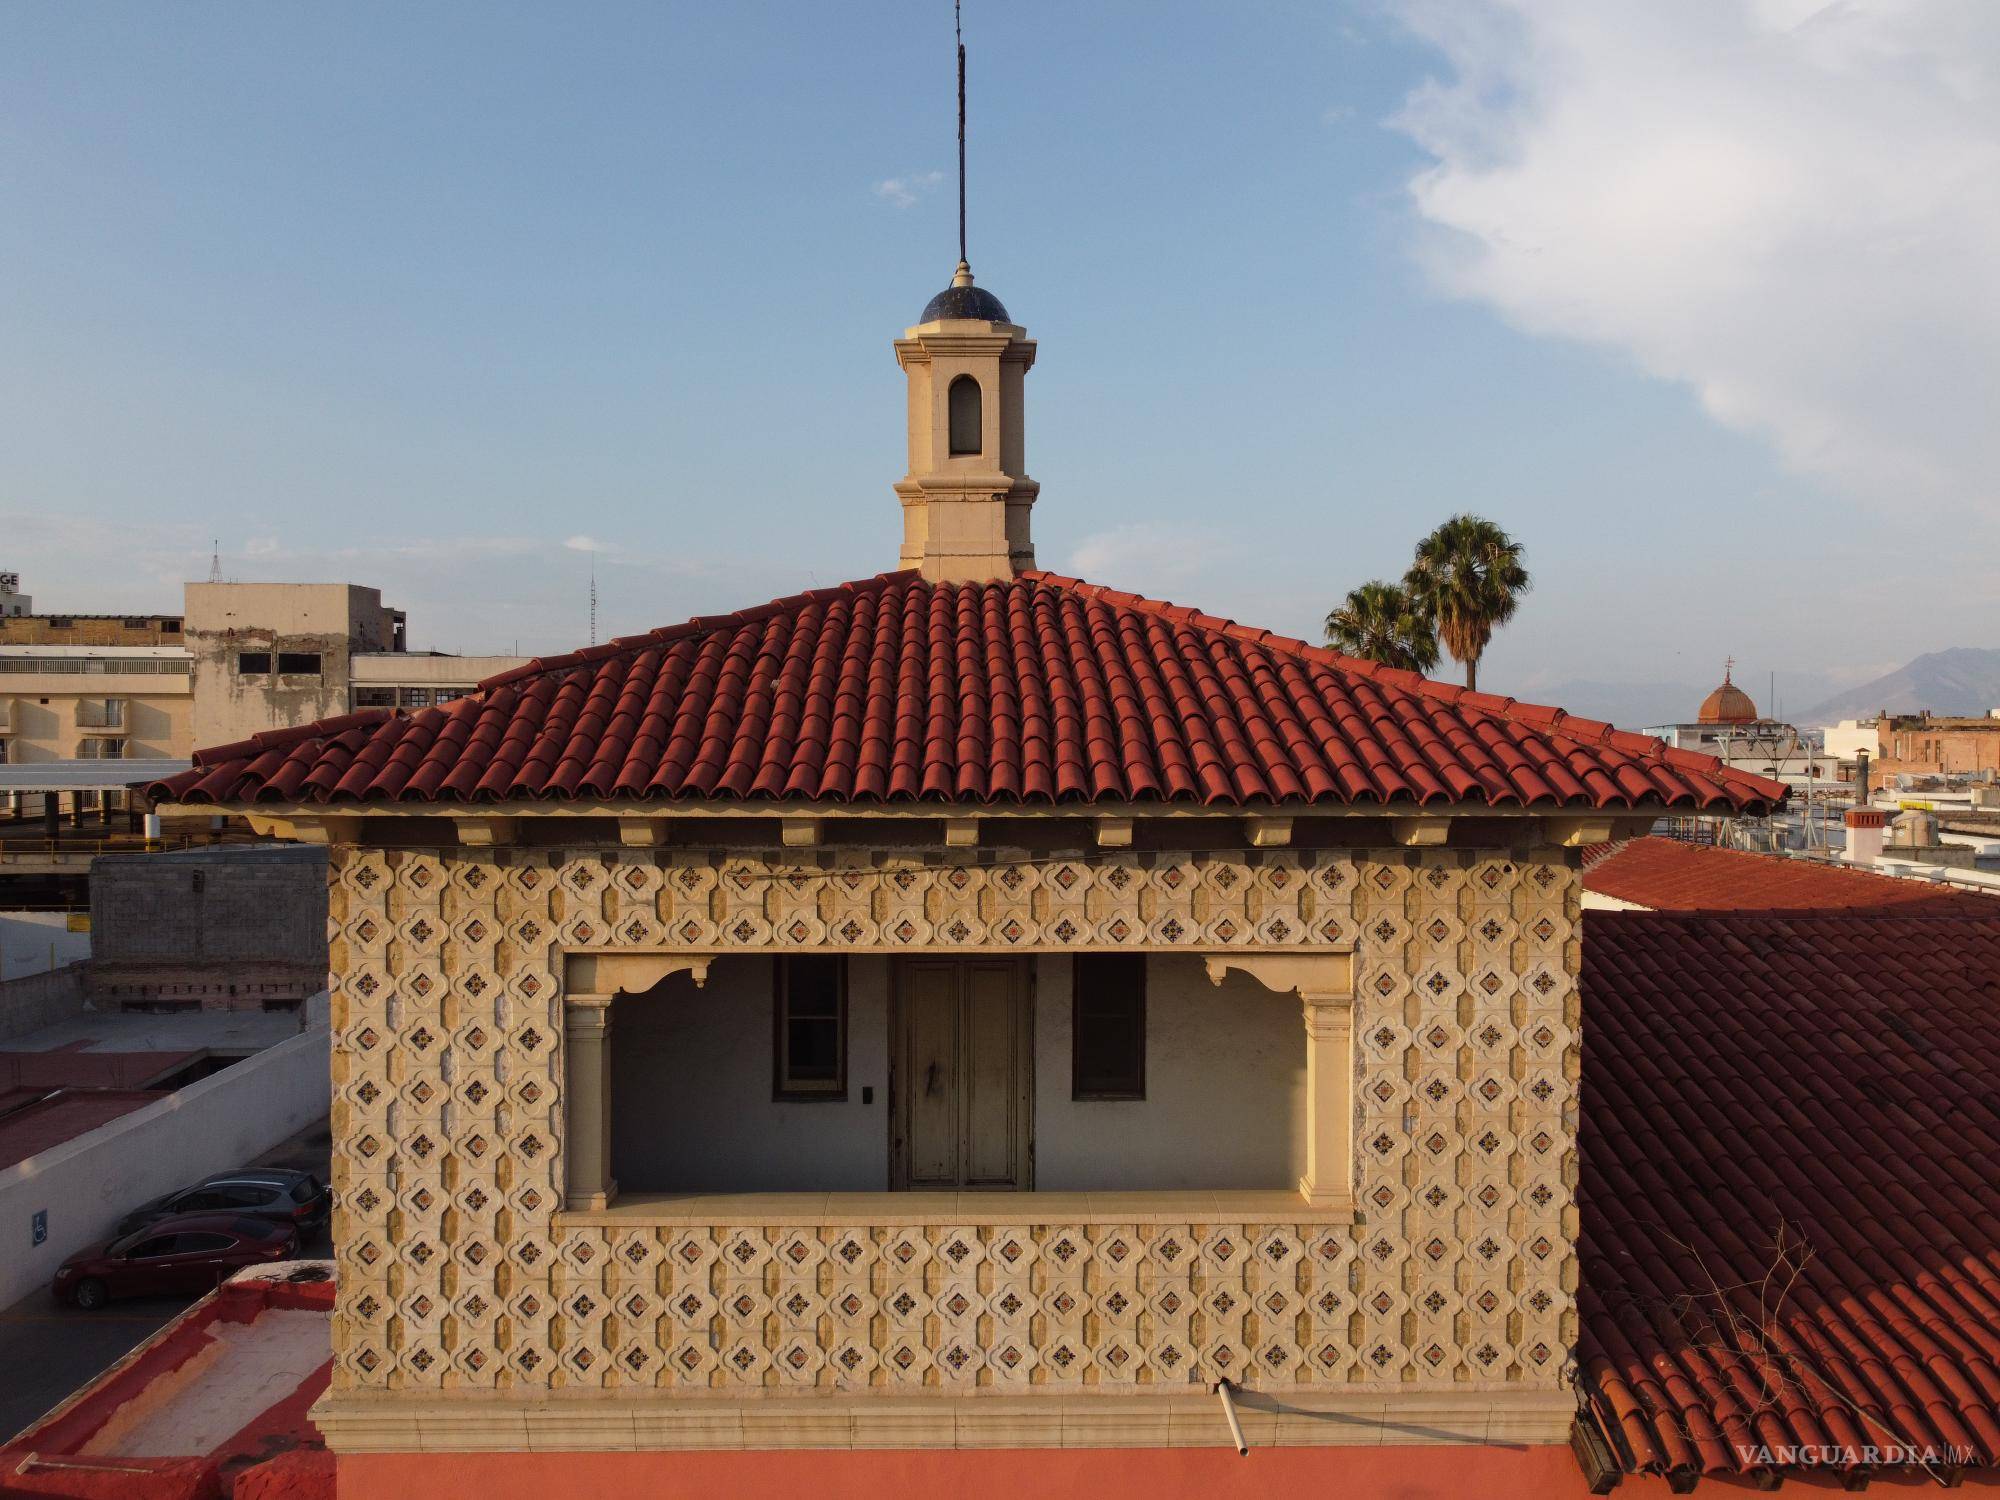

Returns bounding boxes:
[892,261,1038,582]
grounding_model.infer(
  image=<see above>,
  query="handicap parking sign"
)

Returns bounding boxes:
[32,1209,46,1246]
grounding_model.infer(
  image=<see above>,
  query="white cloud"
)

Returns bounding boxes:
[1065,522,1248,591]
[1387,0,2000,516]
[563,534,608,553]
[873,170,945,209]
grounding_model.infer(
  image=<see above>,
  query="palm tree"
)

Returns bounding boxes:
[1402,515,1531,692]
[1324,580,1440,675]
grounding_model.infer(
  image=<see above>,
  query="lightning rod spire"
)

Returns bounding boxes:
[956,0,966,267]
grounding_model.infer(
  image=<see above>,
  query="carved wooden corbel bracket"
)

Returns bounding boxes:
[564,951,718,996]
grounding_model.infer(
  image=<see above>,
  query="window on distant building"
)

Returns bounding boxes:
[354,688,396,709]
[399,688,434,708]
[237,651,271,674]
[1072,953,1146,1100]
[276,652,322,675]
[947,374,982,455]
[77,697,125,729]
[122,618,149,629]
[77,737,126,760]
[773,955,846,1100]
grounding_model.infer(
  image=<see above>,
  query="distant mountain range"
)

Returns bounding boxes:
[1510,649,2000,732]
[1798,648,2000,725]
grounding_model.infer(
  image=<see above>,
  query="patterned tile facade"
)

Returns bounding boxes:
[326,843,1579,1397]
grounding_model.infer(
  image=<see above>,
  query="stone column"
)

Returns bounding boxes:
[563,993,617,1211]
[1299,993,1354,1207]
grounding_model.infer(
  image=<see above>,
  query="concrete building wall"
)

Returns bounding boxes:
[1821,719,1881,764]
[185,582,402,750]
[0,1023,330,1307]
[349,653,533,710]
[0,650,193,762]
[91,845,328,969]
[0,616,182,647]
[0,916,92,985]
[0,959,89,1038]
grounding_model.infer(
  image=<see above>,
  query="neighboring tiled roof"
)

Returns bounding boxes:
[1579,911,2000,1483]
[148,571,1785,812]
[1584,835,1994,913]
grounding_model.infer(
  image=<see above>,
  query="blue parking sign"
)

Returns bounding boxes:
[32,1209,46,1246]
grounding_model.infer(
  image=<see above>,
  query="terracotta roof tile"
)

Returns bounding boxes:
[1580,910,2000,1480]
[1584,836,1993,913]
[149,572,1784,813]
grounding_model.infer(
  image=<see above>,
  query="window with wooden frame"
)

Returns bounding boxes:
[774,955,847,1100]
[1072,953,1146,1099]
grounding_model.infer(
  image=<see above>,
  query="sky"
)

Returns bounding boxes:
[2,0,1995,723]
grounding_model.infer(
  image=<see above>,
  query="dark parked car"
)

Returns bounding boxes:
[115,1169,329,1238]
[54,1213,299,1309]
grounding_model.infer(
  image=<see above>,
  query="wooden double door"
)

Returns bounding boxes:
[891,958,1033,1190]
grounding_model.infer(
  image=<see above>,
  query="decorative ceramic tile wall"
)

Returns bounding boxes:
[326,844,1578,1396]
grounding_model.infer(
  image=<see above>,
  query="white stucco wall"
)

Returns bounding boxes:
[0,1024,331,1308]
[609,952,1303,1194]
[0,911,90,982]
[1031,954,1304,1191]
[1821,718,1882,759]
[611,955,893,1192]
[1581,890,1648,912]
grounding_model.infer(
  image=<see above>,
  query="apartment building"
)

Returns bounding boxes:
[0,575,526,771]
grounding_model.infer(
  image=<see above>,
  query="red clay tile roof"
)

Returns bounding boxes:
[1584,835,1994,914]
[1580,910,2000,1482]
[148,571,1785,812]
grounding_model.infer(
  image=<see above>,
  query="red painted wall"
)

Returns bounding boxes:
[340,1443,1598,1500]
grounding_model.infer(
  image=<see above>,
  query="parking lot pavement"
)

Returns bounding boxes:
[0,1116,332,1444]
[0,1291,188,1443]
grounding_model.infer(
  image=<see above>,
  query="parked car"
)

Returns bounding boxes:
[115,1169,329,1239]
[53,1213,299,1309]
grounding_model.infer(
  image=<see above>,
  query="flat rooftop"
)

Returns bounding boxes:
[3,1007,305,1057]
[0,1089,163,1170]
[1,1266,333,1498]
[0,1007,309,1165]
[0,759,192,793]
